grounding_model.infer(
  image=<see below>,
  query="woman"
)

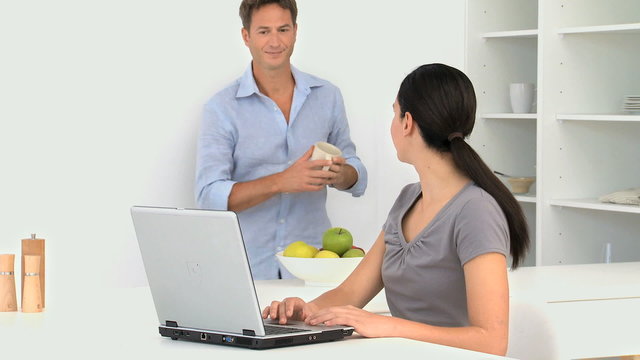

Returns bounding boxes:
[262,63,529,356]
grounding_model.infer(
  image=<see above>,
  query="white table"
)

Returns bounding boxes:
[0,281,513,360]
[259,266,640,360]
[3,262,638,359]
[506,262,640,360]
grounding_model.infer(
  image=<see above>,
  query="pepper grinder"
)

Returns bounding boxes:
[22,233,45,308]
[22,255,42,312]
[0,254,18,312]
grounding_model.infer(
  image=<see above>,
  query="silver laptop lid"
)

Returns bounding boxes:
[131,206,266,336]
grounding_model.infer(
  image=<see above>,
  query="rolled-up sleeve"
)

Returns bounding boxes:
[195,103,238,210]
[327,88,368,197]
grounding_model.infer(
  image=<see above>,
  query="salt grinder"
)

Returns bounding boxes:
[0,254,18,312]
[22,233,45,308]
[22,255,43,312]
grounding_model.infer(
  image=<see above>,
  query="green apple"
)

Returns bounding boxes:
[342,248,365,258]
[283,241,318,258]
[322,227,353,256]
[314,250,340,258]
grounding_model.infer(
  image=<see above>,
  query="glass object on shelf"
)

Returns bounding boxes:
[602,242,613,264]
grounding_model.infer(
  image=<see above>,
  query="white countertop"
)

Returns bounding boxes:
[0,282,512,360]
[1,262,638,359]
[507,261,640,303]
[506,262,640,360]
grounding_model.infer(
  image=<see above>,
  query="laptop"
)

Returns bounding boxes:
[130,206,354,349]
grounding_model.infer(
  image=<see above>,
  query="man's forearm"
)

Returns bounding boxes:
[228,159,352,212]
[227,173,283,213]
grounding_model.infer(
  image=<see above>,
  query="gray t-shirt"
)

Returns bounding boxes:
[381,182,509,327]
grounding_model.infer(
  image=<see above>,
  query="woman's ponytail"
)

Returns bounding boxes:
[398,63,530,268]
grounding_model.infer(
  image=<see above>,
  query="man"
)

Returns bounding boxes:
[195,0,367,280]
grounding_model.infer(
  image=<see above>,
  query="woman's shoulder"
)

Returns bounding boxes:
[456,183,505,220]
[384,183,420,218]
[400,182,421,194]
[397,182,421,202]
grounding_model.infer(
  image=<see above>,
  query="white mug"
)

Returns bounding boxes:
[310,141,342,171]
[509,83,535,113]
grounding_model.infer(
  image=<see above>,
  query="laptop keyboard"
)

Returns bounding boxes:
[264,324,311,335]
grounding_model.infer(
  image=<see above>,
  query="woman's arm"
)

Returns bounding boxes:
[263,231,386,322]
[307,252,509,356]
[311,230,386,308]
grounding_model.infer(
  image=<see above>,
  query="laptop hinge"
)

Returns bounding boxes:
[165,320,179,327]
[242,329,256,336]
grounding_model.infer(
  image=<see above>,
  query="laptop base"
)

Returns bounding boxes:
[159,326,354,350]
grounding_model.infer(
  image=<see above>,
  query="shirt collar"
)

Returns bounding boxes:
[236,62,324,98]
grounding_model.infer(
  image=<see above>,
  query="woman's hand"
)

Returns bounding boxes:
[305,305,392,338]
[262,297,319,324]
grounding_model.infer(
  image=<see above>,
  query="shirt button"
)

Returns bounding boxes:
[279,219,285,224]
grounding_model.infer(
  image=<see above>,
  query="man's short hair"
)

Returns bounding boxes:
[239,0,298,30]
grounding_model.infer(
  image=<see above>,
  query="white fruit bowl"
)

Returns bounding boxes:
[275,251,363,287]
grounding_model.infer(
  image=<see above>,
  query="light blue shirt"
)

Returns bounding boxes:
[195,64,367,280]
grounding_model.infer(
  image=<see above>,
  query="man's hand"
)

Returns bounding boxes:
[276,147,335,193]
[228,146,358,213]
[327,156,358,191]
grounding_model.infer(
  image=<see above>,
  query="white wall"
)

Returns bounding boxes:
[0,0,464,294]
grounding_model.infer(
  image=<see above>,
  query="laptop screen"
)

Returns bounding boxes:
[131,207,267,336]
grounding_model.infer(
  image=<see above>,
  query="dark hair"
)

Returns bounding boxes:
[397,63,530,268]
[239,0,298,30]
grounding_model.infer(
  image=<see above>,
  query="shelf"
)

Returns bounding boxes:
[483,113,537,120]
[549,199,640,214]
[557,114,640,122]
[481,29,538,39]
[515,195,536,204]
[467,1,640,266]
[557,23,640,36]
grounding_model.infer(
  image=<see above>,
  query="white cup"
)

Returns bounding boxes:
[509,83,535,113]
[310,141,342,171]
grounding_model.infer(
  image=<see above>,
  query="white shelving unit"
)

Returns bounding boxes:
[556,114,640,122]
[483,113,538,120]
[482,29,539,38]
[557,22,640,35]
[466,0,640,267]
[549,198,640,215]
[514,195,537,204]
